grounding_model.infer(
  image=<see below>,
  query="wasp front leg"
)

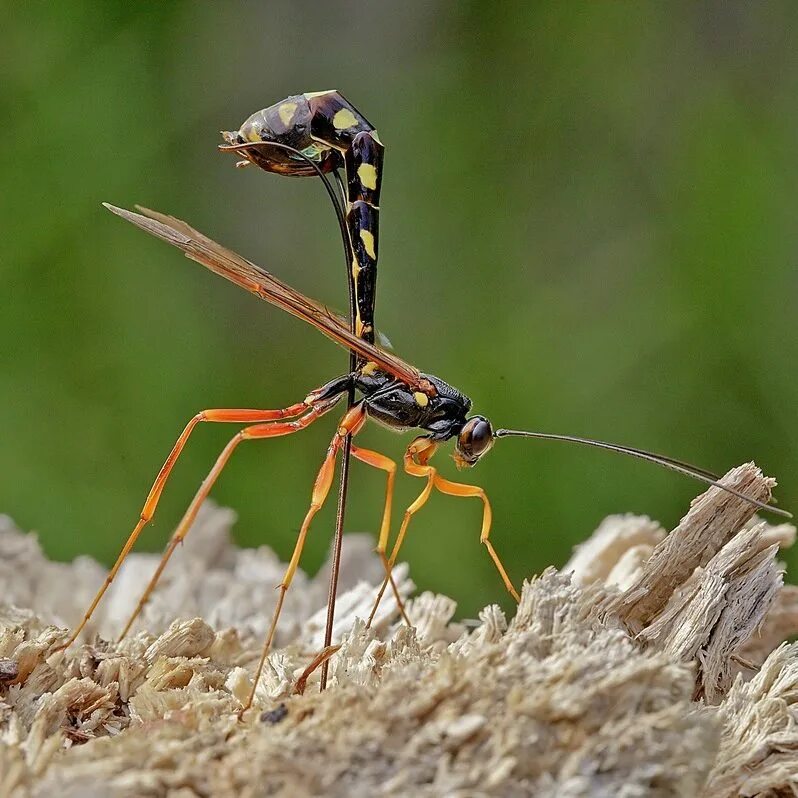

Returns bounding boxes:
[366,436,519,627]
[431,474,519,602]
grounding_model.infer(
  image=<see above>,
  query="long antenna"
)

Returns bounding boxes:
[494,429,791,518]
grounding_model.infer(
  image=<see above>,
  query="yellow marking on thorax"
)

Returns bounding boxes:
[413,391,430,407]
[360,229,376,259]
[357,163,378,190]
[361,361,379,376]
[278,102,298,126]
[333,108,359,130]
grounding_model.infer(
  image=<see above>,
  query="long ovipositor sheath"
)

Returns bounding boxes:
[222,90,384,346]
[220,92,386,690]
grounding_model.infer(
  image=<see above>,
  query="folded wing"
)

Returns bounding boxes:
[104,204,424,390]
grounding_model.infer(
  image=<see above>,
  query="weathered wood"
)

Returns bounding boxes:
[1,464,797,797]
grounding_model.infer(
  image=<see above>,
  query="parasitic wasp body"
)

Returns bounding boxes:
[59,92,789,714]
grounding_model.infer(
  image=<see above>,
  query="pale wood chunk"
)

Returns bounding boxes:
[608,463,775,628]
[1,465,797,796]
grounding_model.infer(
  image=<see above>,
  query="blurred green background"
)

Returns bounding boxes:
[2,3,796,616]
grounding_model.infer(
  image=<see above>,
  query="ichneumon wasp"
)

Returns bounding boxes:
[220,92,387,689]
[58,91,789,716]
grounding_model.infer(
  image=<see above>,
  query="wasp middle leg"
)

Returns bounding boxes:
[350,445,410,626]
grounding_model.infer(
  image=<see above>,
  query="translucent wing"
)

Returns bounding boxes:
[104,204,425,389]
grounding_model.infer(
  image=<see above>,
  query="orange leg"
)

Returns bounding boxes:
[350,445,410,626]
[432,474,519,602]
[116,402,337,641]
[366,437,438,627]
[239,404,366,716]
[56,402,311,651]
[293,644,341,696]
[366,437,519,626]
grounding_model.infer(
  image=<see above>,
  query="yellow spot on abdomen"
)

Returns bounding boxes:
[333,108,359,130]
[351,258,361,279]
[413,392,429,407]
[243,124,263,143]
[278,102,298,126]
[360,230,376,259]
[357,163,378,190]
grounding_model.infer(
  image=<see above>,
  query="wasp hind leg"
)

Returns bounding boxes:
[115,400,340,642]
[112,376,354,643]
[239,403,367,717]
[54,401,321,652]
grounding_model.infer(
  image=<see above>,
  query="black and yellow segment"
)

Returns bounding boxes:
[222,90,384,345]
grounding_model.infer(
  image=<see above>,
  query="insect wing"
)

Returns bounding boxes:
[103,204,423,389]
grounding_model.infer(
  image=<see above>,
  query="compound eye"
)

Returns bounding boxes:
[468,418,492,454]
[458,415,494,462]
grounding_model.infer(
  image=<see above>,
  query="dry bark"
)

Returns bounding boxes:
[1,463,797,797]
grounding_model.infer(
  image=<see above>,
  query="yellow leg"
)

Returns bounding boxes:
[366,436,519,627]
[432,473,519,602]
[239,404,366,717]
[366,437,439,627]
[350,445,409,625]
[350,445,396,555]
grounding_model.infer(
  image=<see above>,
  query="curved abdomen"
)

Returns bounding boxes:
[225,91,384,345]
